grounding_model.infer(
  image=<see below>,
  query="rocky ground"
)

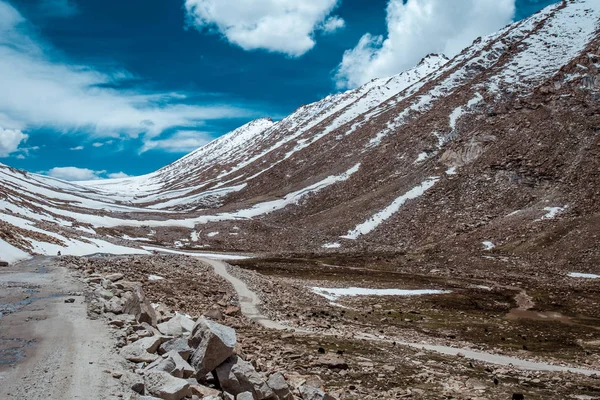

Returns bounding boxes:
[41,253,600,399]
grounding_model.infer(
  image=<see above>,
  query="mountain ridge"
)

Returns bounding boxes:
[0,0,599,266]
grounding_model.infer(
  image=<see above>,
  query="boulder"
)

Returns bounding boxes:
[215,356,274,400]
[157,314,195,337]
[120,336,165,363]
[299,383,335,400]
[316,354,348,370]
[189,317,236,376]
[237,392,254,400]
[144,371,191,400]
[154,303,174,323]
[189,384,221,398]
[95,288,114,300]
[267,372,293,400]
[146,351,195,379]
[159,338,193,360]
[103,297,124,314]
[123,284,158,327]
[203,308,223,321]
[105,273,124,282]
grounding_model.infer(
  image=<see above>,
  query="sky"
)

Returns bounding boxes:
[0,0,557,181]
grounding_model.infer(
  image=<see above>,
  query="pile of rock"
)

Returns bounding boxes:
[82,270,336,400]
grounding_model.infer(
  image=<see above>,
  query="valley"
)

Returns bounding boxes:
[1,0,600,398]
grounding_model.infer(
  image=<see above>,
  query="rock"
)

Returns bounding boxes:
[224,306,240,316]
[120,336,166,363]
[159,338,193,361]
[105,273,124,282]
[203,308,223,321]
[123,284,158,327]
[96,288,114,300]
[237,392,254,400]
[64,298,75,303]
[298,376,335,400]
[104,297,124,314]
[214,356,274,400]
[189,317,236,377]
[144,371,191,400]
[189,384,221,398]
[267,372,293,400]
[154,303,174,323]
[223,393,235,400]
[157,314,195,337]
[146,351,195,379]
[131,381,145,394]
[316,354,348,370]
[299,384,335,400]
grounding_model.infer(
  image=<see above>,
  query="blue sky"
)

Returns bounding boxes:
[0,0,557,180]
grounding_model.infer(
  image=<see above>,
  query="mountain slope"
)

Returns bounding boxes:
[1,0,599,267]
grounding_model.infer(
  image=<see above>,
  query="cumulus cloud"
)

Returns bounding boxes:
[320,16,346,34]
[335,0,516,88]
[0,1,261,149]
[45,167,132,181]
[46,166,106,181]
[0,127,28,157]
[184,0,344,57]
[70,145,84,150]
[141,130,213,153]
[107,172,130,179]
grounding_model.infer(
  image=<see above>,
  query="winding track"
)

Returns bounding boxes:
[202,257,600,377]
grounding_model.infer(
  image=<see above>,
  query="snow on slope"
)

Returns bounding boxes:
[81,55,448,205]
[1,0,598,257]
[342,177,440,240]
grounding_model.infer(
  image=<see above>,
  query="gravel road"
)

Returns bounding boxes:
[0,257,126,400]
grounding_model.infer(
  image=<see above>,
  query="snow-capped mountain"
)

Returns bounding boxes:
[1,0,599,266]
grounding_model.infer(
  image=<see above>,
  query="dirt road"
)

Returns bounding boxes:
[0,257,126,400]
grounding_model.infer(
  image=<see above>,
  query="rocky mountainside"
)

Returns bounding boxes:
[1,0,599,268]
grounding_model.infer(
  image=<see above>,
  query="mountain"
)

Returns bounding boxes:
[1,0,599,270]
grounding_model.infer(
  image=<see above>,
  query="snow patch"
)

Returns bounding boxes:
[538,205,568,221]
[141,246,251,260]
[322,242,341,249]
[312,287,450,301]
[342,177,439,239]
[568,273,600,279]
[148,275,165,281]
[0,239,31,263]
[482,241,495,251]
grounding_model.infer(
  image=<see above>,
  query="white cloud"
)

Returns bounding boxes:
[107,172,130,179]
[0,1,261,146]
[141,130,213,153]
[70,145,84,150]
[184,0,344,57]
[335,0,516,88]
[92,142,104,147]
[320,16,345,34]
[0,127,28,157]
[46,166,106,181]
